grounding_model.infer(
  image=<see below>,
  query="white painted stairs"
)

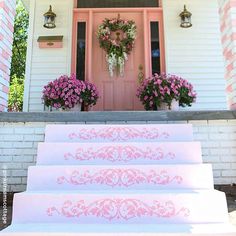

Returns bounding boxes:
[2,124,236,235]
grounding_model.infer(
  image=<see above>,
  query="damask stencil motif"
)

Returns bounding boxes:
[47,199,190,221]
[68,127,170,141]
[64,146,176,163]
[57,169,183,187]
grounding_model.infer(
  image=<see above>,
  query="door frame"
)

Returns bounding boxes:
[71,7,166,80]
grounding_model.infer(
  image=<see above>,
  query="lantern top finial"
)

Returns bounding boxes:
[44,5,56,17]
[180,5,192,18]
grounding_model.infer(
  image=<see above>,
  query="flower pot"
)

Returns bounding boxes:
[67,103,82,112]
[170,99,179,111]
[157,100,179,111]
[157,103,169,111]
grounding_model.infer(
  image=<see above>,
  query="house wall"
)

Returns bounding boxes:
[24,0,227,111]
[162,0,227,110]
[0,0,16,111]
[23,0,74,111]
[1,119,236,192]
[218,0,236,109]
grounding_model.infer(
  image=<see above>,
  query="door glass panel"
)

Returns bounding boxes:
[77,0,159,8]
[150,21,160,74]
[76,22,86,80]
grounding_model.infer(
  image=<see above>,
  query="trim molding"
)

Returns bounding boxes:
[0,110,236,122]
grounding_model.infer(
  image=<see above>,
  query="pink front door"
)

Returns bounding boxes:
[92,12,144,111]
[72,8,165,111]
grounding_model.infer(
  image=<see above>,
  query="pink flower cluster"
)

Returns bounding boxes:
[137,74,197,110]
[42,74,99,110]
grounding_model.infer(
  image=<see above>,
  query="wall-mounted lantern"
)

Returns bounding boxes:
[43,5,56,29]
[179,5,192,28]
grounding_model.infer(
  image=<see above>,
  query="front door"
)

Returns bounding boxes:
[72,9,165,111]
[92,11,144,111]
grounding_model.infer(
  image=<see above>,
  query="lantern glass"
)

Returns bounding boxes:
[43,6,56,29]
[180,5,192,28]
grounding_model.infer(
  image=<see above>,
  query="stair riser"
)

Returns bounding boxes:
[27,165,214,191]
[37,142,202,165]
[45,124,194,143]
[12,192,228,224]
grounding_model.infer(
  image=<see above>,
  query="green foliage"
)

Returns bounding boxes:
[10,0,29,80]
[8,0,29,111]
[8,76,24,112]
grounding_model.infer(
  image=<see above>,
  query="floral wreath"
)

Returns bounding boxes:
[97,16,137,77]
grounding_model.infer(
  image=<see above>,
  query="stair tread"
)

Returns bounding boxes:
[3,223,236,234]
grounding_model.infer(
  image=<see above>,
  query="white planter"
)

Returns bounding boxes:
[158,100,179,111]
[66,103,82,112]
[170,99,179,111]
[44,103,82,112]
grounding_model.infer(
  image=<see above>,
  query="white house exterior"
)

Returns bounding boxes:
[19,0,228,111]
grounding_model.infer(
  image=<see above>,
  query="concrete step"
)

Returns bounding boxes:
[2,223,236,235]
[44,124,194,143]
[12,190,228,224]
[27,164,214,191]
[37,142,202,165]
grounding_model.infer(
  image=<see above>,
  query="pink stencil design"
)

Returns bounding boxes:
[68,127,170,141]
[64,146,176,163]
[57,169,183,187]
[47,199,190,220]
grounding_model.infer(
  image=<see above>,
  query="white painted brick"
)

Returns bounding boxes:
[222,170,236,177]
[7,178,22,184]
[220,141,236,148]
[201,148,209,155]
[34,127,45,134]
[232,163,236,169]
[22,149,37,155]
[22,163,35,169]
[13,142,33,148]
[201,141,220,148]
[221,156,236,162]
[11,170,28,177]
[12,156,34,162]
[214,178,233,185]
[227,120,236,125]
[230,148,236,155]
[213,163,231,170]
[193,133,209,141]
[188,120,208,125]
[0,128,14,134]
[10,185,26,192]
[218,126,236,132]
[2,149,23,155]
[208,120,228,125]
[0,156,12,162]
[4,163,22,169]
[23,134,44,142]
[213,170,221,177]
[209,133,230,140]
[0,142,13,148]
[146,121,168,124]
[3,134,24,141]
[22,177,27,184]
[15,127,35,134]
[198,126,218,133]
[0,185,10,192]
[167,121,188,124]
[210,148,230,155]
[203,155,221,163]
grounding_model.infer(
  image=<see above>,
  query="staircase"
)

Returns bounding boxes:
[2,124,236,235]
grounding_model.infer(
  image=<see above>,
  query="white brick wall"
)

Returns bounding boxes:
[0,120,236,192]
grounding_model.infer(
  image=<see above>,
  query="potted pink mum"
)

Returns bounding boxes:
[42,74,99,111]
[136,74,197,111]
